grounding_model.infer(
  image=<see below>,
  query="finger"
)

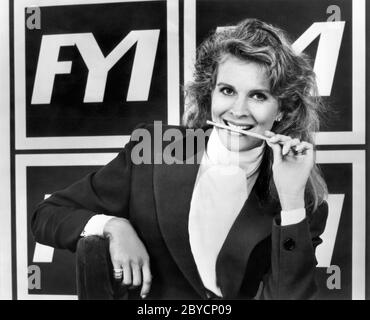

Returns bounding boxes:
[111,258,123,282]
[113,268,123,281]
[294,142,314,158]
[294,141,313,152]
[290,138,301,147]
[131,262,142,289]
[282,138,300,156]
[122,263,132,287]
[266,139,282,164]
[264,130,275,138]
[141,261,152,299]
[268,134,292,144]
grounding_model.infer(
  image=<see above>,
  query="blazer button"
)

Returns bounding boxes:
[283,238,295,251]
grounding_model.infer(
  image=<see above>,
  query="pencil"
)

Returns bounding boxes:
[206,120,302,154]
[206,120,268,141]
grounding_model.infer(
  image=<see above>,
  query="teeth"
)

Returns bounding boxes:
[225,120,251,130]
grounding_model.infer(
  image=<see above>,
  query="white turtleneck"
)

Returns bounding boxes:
[81,128,306,296]
[188,128,265,296]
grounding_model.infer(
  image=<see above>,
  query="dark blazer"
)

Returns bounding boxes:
[32,123,328,300]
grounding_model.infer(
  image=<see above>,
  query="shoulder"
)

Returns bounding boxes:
[129,122,212,145]
[127,122,212,164]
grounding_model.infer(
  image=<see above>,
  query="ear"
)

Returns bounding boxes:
[275,112,283,122]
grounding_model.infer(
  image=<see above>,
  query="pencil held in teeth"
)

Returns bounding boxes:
[206,120,304,155]
[206,120,268,141]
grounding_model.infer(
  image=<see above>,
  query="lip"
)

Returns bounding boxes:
[222,119,255,130]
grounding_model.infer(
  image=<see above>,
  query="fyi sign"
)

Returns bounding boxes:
[15,0,179,149]
[31,30,160,104]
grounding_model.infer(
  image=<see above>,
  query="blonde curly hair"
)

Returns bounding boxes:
[183,18,328,210]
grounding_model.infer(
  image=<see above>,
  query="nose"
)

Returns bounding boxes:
[229,97,250,118]
[230,109,248,117]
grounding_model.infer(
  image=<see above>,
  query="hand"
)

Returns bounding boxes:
[103,217,152,298]
[265,131,314,211]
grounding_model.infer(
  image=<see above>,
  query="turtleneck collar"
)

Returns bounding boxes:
[205,128,265,178]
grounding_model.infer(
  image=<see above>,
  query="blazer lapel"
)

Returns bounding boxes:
[153,127,210,298]
[215,183,280,299]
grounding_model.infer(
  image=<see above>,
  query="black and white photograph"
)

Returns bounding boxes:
[0,0,368,305]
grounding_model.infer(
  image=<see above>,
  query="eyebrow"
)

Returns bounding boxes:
[216,82,272,94]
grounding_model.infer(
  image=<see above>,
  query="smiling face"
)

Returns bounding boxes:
[211,55,280,152]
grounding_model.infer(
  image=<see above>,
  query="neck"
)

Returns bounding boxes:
[206,129,265,177]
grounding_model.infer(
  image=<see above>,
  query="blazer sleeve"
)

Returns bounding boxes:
[259,200,329,300]
[31,124,146,252]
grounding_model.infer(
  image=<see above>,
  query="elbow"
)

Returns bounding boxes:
[31,205,42,242]
[30,202,49,244]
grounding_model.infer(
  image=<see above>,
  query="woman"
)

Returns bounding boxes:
[32,18,328,300]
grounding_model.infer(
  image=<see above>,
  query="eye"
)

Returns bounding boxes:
[220,87,235,96]
[251,92,267,101]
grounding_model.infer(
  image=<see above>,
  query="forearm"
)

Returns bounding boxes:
[32,201,96,251]
[31,146,134,251]
[260,217,318,300]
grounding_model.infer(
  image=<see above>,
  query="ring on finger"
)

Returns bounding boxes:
[113,268,123,279]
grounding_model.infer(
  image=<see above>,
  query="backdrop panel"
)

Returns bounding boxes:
[184,0,366,145]
[16,153,116,299]
[316,151,366,300]
[0,0,12,300]
[14,0,180,149]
